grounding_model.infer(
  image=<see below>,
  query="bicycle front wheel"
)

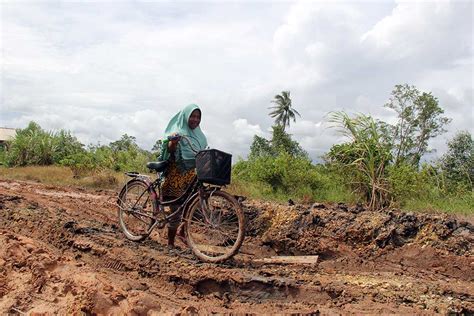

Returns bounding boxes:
[117,180,156,241]
[184,190,245,263]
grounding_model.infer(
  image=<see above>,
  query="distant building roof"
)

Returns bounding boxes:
[0,127,16,142]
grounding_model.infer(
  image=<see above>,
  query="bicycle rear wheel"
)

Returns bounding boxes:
[117,180,156,241]
[184,190,245,263]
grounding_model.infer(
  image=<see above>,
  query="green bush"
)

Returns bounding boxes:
[5,122,56,166]
[60,145,152,178]
[327,112,392,210]
[387,163,441,206]
[234,152,314,193]
[232,151,354,203]
[388,163,422,202]
[52,130,84,164]
[386,163,473,213]
[233,121,356,204]
[314,164,358,203]
[4,122,86,167]
[249,125,308,160]
[107,134,154,172]
[60,151,98,178]
[113,148,152,173]
[3,122,154,176]
[0,146,6,165]
[440,131,473,192]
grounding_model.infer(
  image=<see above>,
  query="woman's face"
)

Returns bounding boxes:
[188,109,201,130]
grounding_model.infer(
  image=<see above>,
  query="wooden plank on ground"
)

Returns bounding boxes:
[253,256,319,264]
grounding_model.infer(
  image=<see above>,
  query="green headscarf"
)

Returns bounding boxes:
[160,104,208,170]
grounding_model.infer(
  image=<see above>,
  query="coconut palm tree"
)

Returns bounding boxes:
[269,91,301,130]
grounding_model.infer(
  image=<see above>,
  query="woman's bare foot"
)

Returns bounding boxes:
[167,226,178,248]
[176,223,187,246]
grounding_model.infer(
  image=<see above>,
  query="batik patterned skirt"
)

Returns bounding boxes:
[161,160,196,199]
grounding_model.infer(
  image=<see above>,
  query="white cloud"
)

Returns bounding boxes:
[232,118,265,137]
[208,118,266,159]
[361,0,472,65]
[1,0,472,162]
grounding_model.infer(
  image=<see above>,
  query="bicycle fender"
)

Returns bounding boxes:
[181,186,221,219]
[117,178,156,205]
[137,175,153,185]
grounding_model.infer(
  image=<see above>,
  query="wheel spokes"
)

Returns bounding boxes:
[120,183,154,237]
[187,195,241,258]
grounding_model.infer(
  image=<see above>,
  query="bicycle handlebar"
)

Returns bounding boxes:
[167,134,201,154]
[167,134,181,142]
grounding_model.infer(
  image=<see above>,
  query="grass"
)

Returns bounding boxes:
[400,194,474,216]
[0,165,135,190]
[1,165,472,215]
[227,179,287,203]
[227,177,473,215]
[228,178,358,205]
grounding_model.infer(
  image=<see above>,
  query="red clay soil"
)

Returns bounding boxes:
[0,178,472,315]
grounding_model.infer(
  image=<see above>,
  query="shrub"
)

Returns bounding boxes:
[0,146,6,165]
[233,151,324,199]
[60,151,99,178]
[327,112,392,210]
[388,163,431,205]
[440,131,473,192]
[5,122,56,166]
[4,122,86,167]
[52,130,84,164]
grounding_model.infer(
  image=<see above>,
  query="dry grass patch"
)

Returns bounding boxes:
[0,166,130,190]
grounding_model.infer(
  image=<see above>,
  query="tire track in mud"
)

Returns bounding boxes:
[0,179,473,314]
[0,191,324,314]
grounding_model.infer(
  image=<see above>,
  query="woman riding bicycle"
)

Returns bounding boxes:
[160,104,207,249]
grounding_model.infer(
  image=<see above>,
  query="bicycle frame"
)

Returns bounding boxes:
[118,172,221,235]
[118,134,225,234]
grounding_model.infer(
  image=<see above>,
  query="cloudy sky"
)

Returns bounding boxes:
[1,0,472,162]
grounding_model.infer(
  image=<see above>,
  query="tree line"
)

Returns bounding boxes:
[234,85,472,210]
[0,122,156,178]
[0,84,472,211]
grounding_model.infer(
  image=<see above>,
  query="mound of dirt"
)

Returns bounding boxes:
[246,201,473,259]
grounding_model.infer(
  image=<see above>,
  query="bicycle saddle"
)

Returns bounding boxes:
[146,160,169,172]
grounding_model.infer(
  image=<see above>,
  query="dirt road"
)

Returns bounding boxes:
[0,179,472,314]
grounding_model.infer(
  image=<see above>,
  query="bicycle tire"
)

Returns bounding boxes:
[184,190,245,263]
[117,179,156,241]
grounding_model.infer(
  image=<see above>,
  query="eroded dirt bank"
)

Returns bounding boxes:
[0,179,473,315]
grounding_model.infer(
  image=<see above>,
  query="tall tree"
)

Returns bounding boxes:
[385,84,451,166]
[248,126,308,159]
[110,134,138,152]
[249,135,272,159]
[269,91,301,130]
[271,125,308,158]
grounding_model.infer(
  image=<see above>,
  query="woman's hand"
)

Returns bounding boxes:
[168,133,181,152]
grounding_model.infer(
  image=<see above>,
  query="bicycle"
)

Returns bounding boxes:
[116,135,245,263]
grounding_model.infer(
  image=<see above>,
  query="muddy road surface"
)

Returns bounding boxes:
[0,179,473,314]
